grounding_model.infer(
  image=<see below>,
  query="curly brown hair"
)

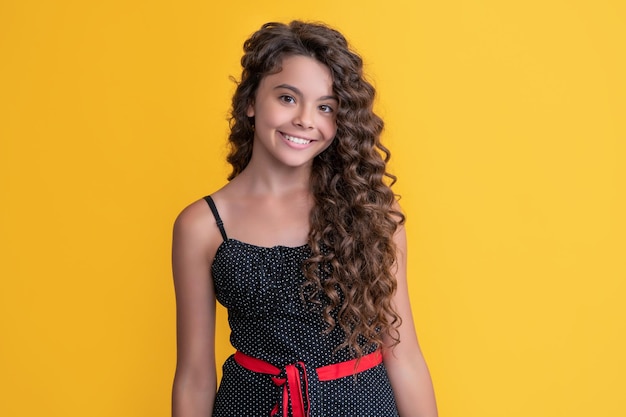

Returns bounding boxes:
[226,21,405,357]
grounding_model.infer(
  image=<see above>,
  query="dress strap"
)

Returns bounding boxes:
[203,195,228,242]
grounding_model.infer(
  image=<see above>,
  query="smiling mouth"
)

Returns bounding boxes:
[283,133,313,145]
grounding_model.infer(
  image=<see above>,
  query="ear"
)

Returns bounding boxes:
[246,102,255,117]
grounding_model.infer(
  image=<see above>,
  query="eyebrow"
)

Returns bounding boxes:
[274,83,337,102]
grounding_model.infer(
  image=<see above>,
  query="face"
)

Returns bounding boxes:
[246,55,338,171]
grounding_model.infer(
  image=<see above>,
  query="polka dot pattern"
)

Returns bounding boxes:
[207,199,399,416]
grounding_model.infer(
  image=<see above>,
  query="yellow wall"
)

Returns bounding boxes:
[1,1,624,416]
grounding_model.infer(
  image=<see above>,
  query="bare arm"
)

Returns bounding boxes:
[384,224,438,417]
[172,200,220,417]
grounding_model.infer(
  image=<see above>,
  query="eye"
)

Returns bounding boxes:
[279,95,296,104]
[319,104,334,113]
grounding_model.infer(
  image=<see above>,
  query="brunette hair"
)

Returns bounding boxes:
[227,21,405,357]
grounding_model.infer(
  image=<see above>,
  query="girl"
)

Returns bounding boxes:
[172,21,437,417]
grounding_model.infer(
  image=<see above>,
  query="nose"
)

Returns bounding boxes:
[293,105,314,129]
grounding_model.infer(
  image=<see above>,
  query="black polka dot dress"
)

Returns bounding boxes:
[205,196,400,417]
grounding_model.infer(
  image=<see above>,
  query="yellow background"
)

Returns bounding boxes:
[1,1,624,416]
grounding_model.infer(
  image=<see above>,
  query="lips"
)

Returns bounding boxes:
[283,133,313,145]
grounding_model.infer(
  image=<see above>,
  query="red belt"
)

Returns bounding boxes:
[234,350,383,417]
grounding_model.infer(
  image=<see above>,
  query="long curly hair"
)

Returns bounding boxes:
[227,21,405,357]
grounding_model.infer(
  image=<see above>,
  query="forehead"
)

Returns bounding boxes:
[260,55,334,94]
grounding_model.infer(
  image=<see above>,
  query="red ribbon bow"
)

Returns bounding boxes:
[235,352,310,417]
[234,350,383,417]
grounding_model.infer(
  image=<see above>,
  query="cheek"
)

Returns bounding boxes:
[322,134,337,152]
[330,122,338,140]
[322,117,338,139]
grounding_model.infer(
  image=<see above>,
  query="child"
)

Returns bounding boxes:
[172,21,437,417]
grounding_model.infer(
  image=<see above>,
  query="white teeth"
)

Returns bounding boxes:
[284,134,312,145]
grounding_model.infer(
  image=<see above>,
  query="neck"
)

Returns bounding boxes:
[234,162,312,197]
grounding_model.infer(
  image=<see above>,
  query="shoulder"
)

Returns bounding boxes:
[174,197,212,235]
[173,197,222,262]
